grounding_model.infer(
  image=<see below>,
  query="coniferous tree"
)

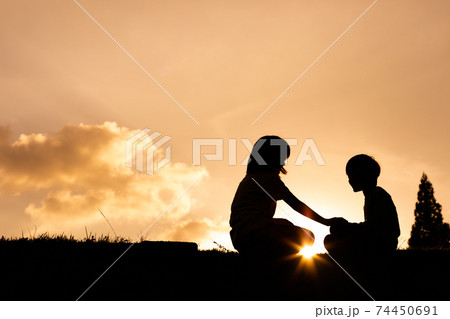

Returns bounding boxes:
[409,173,450,249]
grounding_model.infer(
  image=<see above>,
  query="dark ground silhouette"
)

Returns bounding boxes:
[0,240,448,301]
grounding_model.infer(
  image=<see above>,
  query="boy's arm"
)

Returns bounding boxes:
[284,193,332,226]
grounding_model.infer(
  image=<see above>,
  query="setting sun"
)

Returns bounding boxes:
[298,246,316,258]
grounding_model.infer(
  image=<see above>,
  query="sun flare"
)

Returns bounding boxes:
[298,246,316,258]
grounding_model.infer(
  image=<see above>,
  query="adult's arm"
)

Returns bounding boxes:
[284,193,331,226]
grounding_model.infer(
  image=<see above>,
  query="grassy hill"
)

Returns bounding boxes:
[0,236,448,300]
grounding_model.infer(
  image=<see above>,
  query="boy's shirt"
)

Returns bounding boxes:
[362,186,401,240]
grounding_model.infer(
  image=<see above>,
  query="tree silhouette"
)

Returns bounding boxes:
[408,173,450,249]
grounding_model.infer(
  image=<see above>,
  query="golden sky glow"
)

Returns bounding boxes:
[1,0,449,250]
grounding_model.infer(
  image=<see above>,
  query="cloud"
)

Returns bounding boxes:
[0,122,210,239]
[166,218,232,250]
[167,219,219,242]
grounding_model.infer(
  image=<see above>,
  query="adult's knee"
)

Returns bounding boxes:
[301,229,315,245]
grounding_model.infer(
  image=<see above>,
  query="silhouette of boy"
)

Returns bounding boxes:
[325,154,400,260]
[230,136,343,258]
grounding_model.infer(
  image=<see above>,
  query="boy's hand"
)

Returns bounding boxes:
[327,217,348,226]
[328,217,350,235]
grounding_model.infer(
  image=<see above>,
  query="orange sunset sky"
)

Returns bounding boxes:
[1,0,449,252]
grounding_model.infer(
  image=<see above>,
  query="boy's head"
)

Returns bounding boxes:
[346,154,380,192]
